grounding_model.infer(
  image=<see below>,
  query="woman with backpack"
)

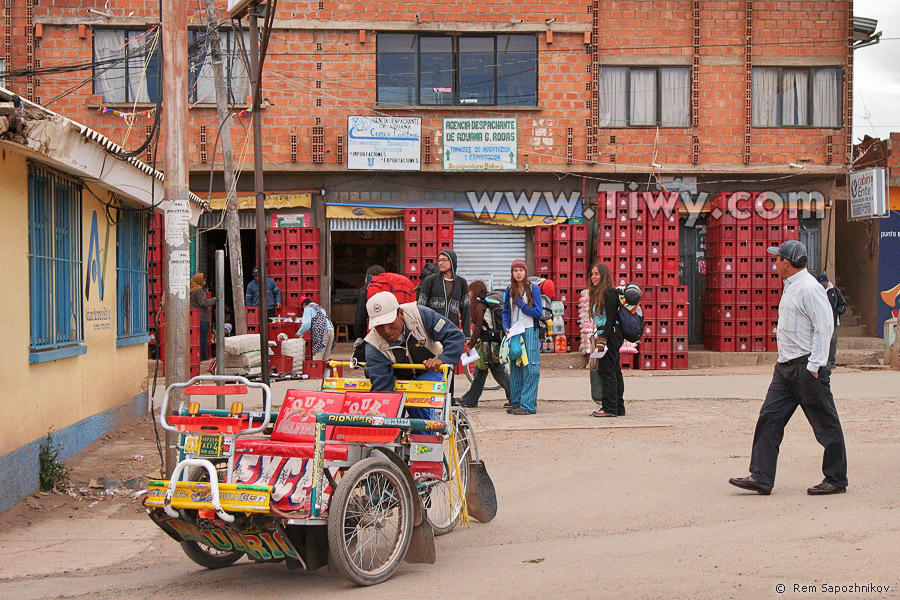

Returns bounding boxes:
[588,262,625,418]
[459,280,511,408]
[502,259,543,415]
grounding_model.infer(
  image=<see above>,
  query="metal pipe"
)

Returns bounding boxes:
[248,5,270,385]
[215,249,225,409]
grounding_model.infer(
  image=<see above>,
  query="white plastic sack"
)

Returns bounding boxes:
[224,334,262,356]
[280,338,306,373]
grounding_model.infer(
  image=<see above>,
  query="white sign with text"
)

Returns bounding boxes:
[443,118,517,171]
[347,116,421,171]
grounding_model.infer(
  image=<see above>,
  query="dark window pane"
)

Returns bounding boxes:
[497,36,536,106]
[377,34,418,104]
[420,38,453,105]
[459,37,494,105]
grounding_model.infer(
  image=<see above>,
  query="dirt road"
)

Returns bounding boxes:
[1,367,899,599]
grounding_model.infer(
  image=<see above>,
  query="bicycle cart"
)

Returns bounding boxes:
[144,367,496,586]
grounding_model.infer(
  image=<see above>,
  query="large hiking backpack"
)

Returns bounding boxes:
[617,283,644,343]
[478,291,505,344]
[367,273,417,304]
[529,277,554,338]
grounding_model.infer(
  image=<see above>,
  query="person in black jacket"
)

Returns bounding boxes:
[353,265,386,340]
[417,249,471,345]
[589,262,625,418]
[817,273,846,369]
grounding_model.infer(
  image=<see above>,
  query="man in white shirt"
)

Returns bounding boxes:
[729,240,848,496]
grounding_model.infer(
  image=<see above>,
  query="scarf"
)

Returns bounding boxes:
[190,273,205,293]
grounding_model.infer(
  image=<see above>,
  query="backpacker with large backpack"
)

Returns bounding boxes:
[477,291,505,344]
[366,272,417,304]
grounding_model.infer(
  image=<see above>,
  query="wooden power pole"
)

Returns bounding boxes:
[161,0,190,476]
[203,0,247,335]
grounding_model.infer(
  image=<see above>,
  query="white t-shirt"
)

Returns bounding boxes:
[511,289,534,330]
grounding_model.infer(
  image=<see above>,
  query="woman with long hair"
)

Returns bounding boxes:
[501,259,543,415]
[588,262,625,417]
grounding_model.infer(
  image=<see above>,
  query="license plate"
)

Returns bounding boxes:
[197,434,223,458]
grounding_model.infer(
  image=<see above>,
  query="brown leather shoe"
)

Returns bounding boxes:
[728,476,773,495]
[807,481,846,495]
[508,407,532,415]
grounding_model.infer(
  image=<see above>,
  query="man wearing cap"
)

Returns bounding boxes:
[817,273,846,369]
[245,267,281,314]
[364,291,465,421]
[730,240,848,496]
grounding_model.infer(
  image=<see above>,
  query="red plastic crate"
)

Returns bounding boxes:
[535,226,552,243]
[189,309,201,328]
[421,208,438,226]
[617,240,631,257]
[284,243,300,260]
[406,225,421,242]
[632,255,646,276]
[438,224,453,240]
[268,244,286,260]
[301,243,320,261]
[537,257,552,275]
[616,256,630,274]
[268,227,286,245]
[639,352,656,370]
[300,227,319,244]
[556,286,574,304]
[553,224,571,241]
[286,260,301,275]
[304,360,326,379]
[438,208,453,224]
[554,240,571,258]
[286,275,302,293]
[554,256,572,274]
[632,223,646,242]
[535,241,552,257]
[598,239,615,259]
[422,240,437,258]
[664,221,679,241]
[301,275,319,292]
[657,353,672,370]
[673,336,688,353]
[405,242,421,260]
[438,240,452,251]
[285,227,301,245]
[405,208,421,225]
[572,271,587,288]
[673,352,688,369]
[572,224,588,241]
[405,257,421,275]
[422,225,437,241]
[302,259,320,275]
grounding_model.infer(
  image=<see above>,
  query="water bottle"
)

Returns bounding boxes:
[552,314,565,336]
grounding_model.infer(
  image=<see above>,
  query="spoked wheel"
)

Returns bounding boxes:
[328,457,415,586]
[420,409,473,535]
[463,360,501,391]
[179,463,245,569]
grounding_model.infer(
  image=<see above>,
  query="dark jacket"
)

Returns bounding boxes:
[417,249,471,339]
[190,289,216,323]
[245,277,281,310]
[826,285,847,327]
[597,287,623,349]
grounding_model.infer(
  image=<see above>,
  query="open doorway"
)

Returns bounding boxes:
[200,228,257,325]
[329,230,402,330]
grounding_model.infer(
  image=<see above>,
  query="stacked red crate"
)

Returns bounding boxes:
[704,193,798,352]
[265,226,322,308]
[405,208,452,286]
[596,191,686,369]
[147,213,165,364]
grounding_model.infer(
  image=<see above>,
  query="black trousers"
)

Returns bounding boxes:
[749,362,848,488]
[596,344,625,415]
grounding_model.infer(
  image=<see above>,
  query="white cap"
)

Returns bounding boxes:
[366,291,400,327]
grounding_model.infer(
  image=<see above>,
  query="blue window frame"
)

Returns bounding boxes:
[116,208,149,346]
[28,164,86,363]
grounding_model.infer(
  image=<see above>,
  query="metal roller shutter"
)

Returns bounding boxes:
[452,218,527,291]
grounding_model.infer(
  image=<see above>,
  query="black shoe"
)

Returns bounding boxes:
[503,402,514,409]
[451,397,462,406]
[728,476,773,495]
[458,399,478,408]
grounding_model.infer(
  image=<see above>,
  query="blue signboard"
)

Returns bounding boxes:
[878,210,900,338]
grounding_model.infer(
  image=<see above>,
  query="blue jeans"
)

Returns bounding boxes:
[200,321,210,361]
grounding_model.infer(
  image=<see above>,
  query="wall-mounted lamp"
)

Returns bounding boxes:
[545,17,557,25]
[789,162,805,169]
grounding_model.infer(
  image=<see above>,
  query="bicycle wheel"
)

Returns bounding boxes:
[179,464,245,569]
[328,457,414,586]
[420,410,472,536]
[463,361,501,391]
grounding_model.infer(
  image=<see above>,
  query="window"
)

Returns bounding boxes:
[598,67,690,127]
[93,29,161,103]
[377,34,537,106]
[93,28,250,104]
[28,164,85,363]
[752,67,842,127]
[116,209,149,345]
[0,57,6,88]
[188,29,251,104]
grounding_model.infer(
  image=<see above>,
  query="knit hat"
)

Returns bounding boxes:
[511,259,527,271]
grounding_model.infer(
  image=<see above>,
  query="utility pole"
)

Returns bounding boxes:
[161,0,190,476]
[247,3,269,385]
[203,0,247,335]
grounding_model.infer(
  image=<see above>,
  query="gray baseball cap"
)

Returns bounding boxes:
[766,239,807,263]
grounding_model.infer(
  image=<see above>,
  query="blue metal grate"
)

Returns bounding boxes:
[28,164,84,351]
[116,208,149,339]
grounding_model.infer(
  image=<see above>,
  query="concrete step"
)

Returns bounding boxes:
[839,314,860,327]
[836,349,881,366]
[837,324,867,336]
[837,336,883,350]
[689,351,776,368]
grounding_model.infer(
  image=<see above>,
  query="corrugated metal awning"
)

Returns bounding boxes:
[329,217,404,231]
[198,211,257,229]
[452,218,527,291]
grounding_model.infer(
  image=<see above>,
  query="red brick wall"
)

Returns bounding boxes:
[5,0,852,172]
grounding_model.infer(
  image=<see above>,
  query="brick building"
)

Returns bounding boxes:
[1,0,864,350]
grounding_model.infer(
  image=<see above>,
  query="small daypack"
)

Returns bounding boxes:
[617,291,644,343]
[367,273,417,304]
[478,292,505,344]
